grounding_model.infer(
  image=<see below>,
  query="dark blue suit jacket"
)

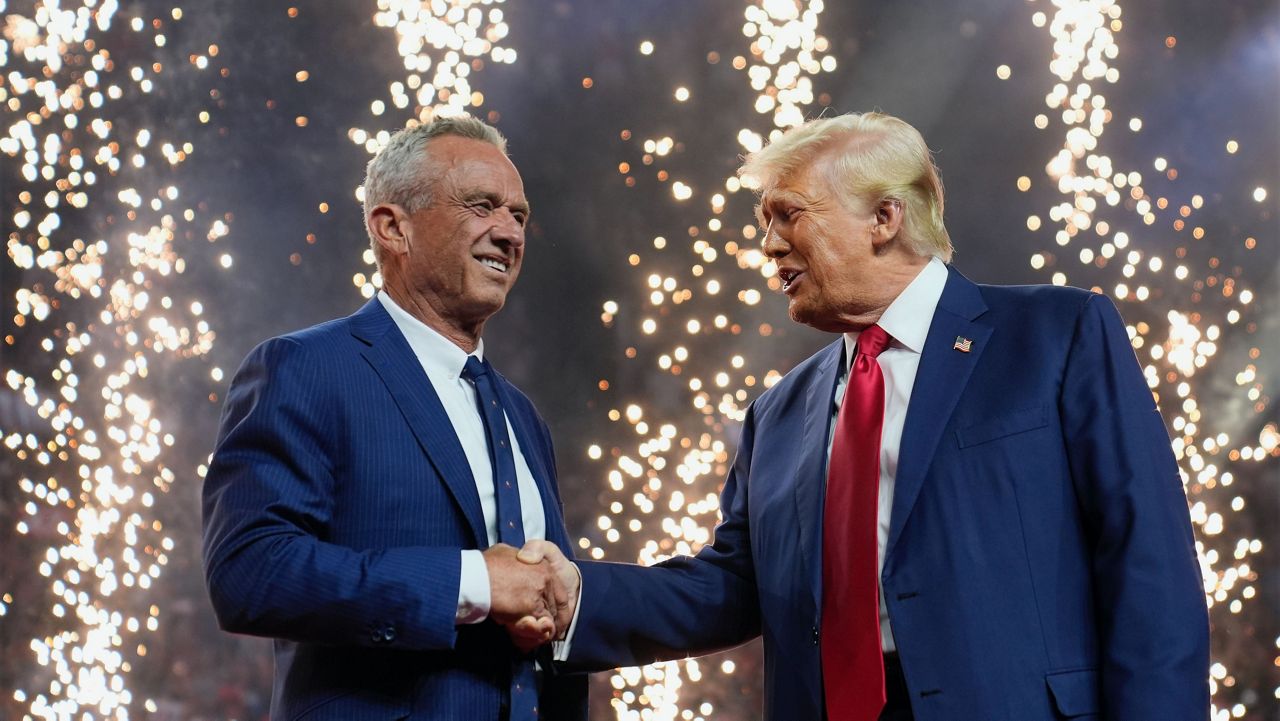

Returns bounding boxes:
[202,299,587,720]
[568,267,1208,720]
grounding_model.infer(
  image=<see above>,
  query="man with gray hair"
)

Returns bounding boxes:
[203,114,586,719]
[521,111,1208,720]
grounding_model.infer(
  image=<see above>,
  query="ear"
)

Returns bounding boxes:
[367,203,412,260]
[871,198,905,250]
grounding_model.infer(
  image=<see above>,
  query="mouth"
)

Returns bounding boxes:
[777,267,805,294]
[475,255,511,274]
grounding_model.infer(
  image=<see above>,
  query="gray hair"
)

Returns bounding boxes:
[739,112,952,262]
[363,115,508,266]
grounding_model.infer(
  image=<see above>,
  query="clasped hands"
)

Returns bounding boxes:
[482,541,578,653]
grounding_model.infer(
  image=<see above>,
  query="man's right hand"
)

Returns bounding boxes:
[483,543,560,652]
[514,540,579,640]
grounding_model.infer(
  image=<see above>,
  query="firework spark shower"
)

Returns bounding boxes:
[2,1,1275,719]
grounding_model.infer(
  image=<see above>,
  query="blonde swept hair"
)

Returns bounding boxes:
[739,112,953,262]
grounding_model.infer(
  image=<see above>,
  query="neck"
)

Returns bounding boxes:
[383,277,483,354]
[831,254,931,332]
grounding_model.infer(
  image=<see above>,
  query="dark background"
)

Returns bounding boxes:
[3,1,1277,718]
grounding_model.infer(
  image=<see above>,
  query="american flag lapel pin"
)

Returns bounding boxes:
[953,336,973,353]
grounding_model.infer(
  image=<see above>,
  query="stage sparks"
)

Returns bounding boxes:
[587,2,837,718]
[3,2,224,717]
[1022,1,1275,717]
[2,2,1273,719]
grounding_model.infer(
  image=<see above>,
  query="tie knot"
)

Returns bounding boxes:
[857,325,892,359]
[461,355,488,381]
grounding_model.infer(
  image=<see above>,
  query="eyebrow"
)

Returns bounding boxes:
[462,190,530,216]
[756,189,804,223]
[762,189,804,207]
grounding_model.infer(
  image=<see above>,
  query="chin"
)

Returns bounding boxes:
[788,302,819,329]
[459,293,508,323]
[789,301,845,333]
[478,297,508,318]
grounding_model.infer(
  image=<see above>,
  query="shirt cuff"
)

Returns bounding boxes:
[456,549,491,624]
[551,562,584,661]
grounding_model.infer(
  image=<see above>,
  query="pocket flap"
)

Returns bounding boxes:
[1045,668,1100,718]
[955,404,1050,448]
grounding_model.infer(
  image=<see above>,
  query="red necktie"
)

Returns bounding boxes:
[821,324,892,721]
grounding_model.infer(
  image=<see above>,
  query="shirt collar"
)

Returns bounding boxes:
[843,256,949,369]
[378,290,484,381]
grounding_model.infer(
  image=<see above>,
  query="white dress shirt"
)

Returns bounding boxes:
[378,291,547,625]
[828,256,948,652]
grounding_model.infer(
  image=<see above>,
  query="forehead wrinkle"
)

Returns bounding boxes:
[449,159,525,196]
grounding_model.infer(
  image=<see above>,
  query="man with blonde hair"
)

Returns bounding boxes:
[520,111,1208,720]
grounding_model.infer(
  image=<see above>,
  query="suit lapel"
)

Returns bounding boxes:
[793,339,845,613]
[491,375,572,551]
[886,267,991,561]
[349,300,488,548]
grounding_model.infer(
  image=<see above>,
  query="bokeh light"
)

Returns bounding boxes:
[3,2,222,717]
[3,2,1274,720]
[1024,2,1276,718]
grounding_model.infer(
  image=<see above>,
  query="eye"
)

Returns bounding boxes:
[764,206,797,227]
[469,199,494,216]
[510,208,529,226]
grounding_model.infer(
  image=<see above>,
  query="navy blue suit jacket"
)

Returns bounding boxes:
[567,267,1208,720]
[202,299,587,720]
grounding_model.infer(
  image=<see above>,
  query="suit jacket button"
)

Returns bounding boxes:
[384,627,396,642]
[812,625,819,645]
[371,630,383,643]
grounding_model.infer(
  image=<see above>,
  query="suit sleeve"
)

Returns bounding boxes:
[1059,293,1210,718]
[201,337,463,650]
[563,404,763,671]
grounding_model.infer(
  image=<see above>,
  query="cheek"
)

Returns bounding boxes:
[798,224,837,279]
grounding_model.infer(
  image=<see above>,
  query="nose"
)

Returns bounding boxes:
[491,208,526,251]
[761,217,788,259]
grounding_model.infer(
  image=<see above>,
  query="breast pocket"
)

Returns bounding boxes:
[955,404,1050,449]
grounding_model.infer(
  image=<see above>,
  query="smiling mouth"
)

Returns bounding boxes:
[778,268,804,293]
[476,256,510,274]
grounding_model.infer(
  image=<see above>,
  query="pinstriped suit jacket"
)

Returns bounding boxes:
[202,299,587,720]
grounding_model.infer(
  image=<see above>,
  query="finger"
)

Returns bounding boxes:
[536,615,555,641]
[537,541,565,565]
[539,580,560,620]
[511,615,555,650]
[516,540,551,564]
[511,614,553,639]
[550,573,568,608]
[555,597,575,637]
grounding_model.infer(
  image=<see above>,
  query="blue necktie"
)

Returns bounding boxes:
[461,356,539,719]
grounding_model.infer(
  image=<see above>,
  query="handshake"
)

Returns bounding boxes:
[481,541,578,653]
